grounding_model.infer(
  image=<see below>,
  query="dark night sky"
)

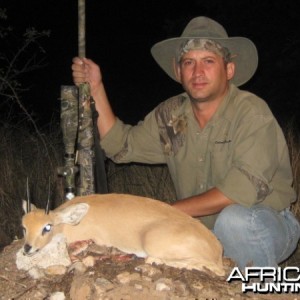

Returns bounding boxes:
[1,0,300,128]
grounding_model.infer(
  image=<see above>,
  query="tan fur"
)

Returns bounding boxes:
[22,193,225,276]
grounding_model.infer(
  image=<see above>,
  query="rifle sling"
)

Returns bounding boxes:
[91,99,108,193]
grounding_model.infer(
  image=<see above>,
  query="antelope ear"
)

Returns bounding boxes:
[53,203,89,225]
[22,200,37,213]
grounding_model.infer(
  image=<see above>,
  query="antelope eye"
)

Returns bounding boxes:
[22,226,26,236]
[42,224,52,235]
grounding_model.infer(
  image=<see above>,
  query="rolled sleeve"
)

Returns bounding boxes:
[216,167,264,207]
[100,118,130,157]
[215,115,283,207]
[100,114,166,164]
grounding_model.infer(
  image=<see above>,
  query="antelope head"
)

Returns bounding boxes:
[22,200,89,256]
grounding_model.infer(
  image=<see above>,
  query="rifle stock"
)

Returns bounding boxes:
[77,82,95,195]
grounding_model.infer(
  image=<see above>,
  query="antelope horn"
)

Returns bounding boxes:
[26,177,31,213]
[45,177,51,215]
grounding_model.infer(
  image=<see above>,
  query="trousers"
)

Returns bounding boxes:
[214,204,300,269]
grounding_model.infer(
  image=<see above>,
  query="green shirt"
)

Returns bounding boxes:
[101,84,295,228]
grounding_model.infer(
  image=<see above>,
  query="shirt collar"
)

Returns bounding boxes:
[177,84,238,127]
[209,84,236,124]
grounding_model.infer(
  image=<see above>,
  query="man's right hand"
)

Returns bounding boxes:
[71,57,103,95]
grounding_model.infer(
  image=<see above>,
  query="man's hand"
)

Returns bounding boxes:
[71,57,103,94]
[71,57,116,138]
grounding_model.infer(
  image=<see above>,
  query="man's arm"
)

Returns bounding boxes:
[72,57,116,138]
[172,188,234,217]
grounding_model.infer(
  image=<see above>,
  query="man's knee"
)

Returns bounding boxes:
[213,204,299,268]
[213,204,268,268]
[214,204,250,235]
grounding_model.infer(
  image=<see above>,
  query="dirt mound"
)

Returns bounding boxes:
[0,239,298,300]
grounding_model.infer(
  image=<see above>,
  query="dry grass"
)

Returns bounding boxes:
[0,122,65,240]
[283,119,300,267]
[285,120,300,220]
[106,160,176,203]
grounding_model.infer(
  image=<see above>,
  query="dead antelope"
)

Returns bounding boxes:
[22,193,225,276]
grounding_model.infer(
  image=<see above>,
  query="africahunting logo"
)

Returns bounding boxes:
[227,266,300,293]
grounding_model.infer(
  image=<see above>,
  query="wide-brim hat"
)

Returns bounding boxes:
[151,16,258,86]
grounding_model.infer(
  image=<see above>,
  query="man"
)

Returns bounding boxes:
[72,16,300,269]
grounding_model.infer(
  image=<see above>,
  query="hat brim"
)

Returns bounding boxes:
[151,36,258,87]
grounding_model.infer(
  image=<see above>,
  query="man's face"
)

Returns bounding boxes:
[177,50,234,103]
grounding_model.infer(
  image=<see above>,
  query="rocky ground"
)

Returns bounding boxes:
[0,239,299,300]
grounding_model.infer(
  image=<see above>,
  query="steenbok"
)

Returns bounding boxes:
[22,193,225,276]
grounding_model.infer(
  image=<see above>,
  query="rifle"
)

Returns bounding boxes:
[58,0,108,200]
